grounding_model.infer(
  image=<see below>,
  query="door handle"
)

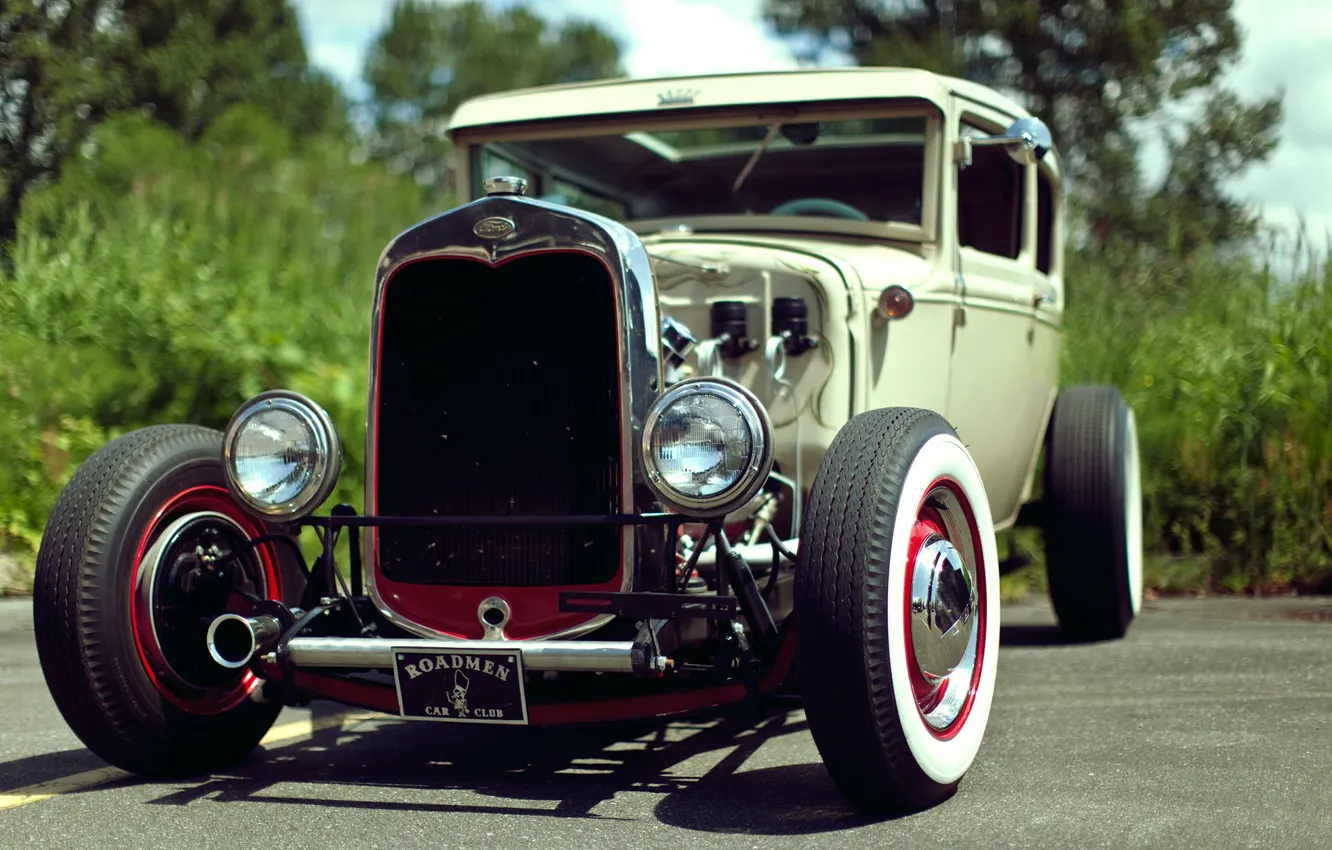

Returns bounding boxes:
[1033,279,1057,307]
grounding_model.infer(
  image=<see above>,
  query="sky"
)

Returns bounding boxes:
[291,0,1331,257]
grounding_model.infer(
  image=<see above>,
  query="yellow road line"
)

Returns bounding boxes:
[258,709,381,746]
[0,709,380,812]
[0,767,130,812]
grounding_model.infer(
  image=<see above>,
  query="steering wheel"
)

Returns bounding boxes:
[769,198,870,221]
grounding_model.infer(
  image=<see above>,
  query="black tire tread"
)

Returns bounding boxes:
[33,424,285,776]
[1042,386,1133,641]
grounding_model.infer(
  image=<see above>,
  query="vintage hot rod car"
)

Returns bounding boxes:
[32,67,1142,812]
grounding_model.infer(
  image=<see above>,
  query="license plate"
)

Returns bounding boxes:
[391,648,528,724]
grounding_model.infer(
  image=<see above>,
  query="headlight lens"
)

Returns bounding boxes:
[649,394,752,497]
[222,390,341,520]
[642,378,773,517]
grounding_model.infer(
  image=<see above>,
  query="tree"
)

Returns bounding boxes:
[1146,90,1283,258]
[0,0,344,243]
[111,1,345,141]
[362,0,623,191]
[763,0,1283,254]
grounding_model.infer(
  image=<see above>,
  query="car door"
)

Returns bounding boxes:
[943,103,1046,529]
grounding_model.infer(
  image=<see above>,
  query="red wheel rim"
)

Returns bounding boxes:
[129,485,282,715]
[901,477,986,740]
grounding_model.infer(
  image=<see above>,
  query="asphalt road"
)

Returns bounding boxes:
[1,595,1330,850]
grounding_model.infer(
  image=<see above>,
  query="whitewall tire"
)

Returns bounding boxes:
[796,407,999,811]
[1125,408,1144,615]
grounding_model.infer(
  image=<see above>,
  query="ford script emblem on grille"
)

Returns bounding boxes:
[474,216,515,239]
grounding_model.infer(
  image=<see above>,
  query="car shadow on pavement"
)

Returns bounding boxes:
[998,623,1075,647]
[0,747,113,792]
[119,699,903,835]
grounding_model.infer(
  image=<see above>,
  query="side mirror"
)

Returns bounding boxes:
[955,116,1053,167]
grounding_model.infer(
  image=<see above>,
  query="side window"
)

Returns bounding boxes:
[957,122,1024,260]
[1036,168,1055,275]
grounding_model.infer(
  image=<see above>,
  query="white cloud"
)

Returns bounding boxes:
[1221,0,1332,247]
[307,42,365,86]
[557,0,800,77]
[291,0,395,97]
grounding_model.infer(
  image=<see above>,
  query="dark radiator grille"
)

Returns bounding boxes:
[375,253,622,586]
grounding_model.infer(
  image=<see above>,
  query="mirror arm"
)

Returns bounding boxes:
[952,118,1053,169]
[955,134,1035,164]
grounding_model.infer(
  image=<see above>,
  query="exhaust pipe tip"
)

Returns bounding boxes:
[207,613,258,669]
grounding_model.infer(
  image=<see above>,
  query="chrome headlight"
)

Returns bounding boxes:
[222,390,341,520]
[641,377,773,518]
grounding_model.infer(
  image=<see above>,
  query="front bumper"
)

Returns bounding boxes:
[282,635,654,674]
[206,613,668,677]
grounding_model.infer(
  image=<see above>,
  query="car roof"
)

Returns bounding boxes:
[446,66,1035,136]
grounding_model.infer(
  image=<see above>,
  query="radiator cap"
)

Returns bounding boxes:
[483,175,528,196]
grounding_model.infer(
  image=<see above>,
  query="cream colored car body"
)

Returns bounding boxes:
[446,67,1064,531]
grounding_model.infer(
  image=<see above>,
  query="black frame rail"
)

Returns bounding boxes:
[224,505,803,679]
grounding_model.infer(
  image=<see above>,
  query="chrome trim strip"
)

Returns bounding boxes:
[284,637,638,673]
[362,194,663,640]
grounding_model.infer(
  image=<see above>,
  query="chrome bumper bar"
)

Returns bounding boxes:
[207,613,659,675]
[283,636,641,673]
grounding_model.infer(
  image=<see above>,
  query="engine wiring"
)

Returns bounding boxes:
[694,337,723,376]
[647,253,749,291]
[764,332,835,430]
[765,334,802,532]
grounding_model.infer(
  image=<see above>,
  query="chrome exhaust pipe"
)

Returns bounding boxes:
[207,614,284,669]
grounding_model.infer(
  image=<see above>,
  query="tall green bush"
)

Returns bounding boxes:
[0,108,433,564]
[1062,245,1332,592]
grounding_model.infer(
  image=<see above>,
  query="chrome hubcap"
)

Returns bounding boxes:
[904,483,984,734]
[909,535,976,682]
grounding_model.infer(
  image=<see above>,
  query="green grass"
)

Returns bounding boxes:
[1060,241,1332,594]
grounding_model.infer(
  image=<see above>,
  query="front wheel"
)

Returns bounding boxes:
[796,407,999,812]
[32,424,305,776]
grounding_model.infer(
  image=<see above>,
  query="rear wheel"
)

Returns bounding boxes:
[796,407,999,812]
[1041,385,1143,641]
[32,424,304,776]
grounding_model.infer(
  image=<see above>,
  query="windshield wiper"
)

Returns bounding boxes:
[732,122,784,193]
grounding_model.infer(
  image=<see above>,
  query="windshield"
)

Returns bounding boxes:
[466,110,930,232]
